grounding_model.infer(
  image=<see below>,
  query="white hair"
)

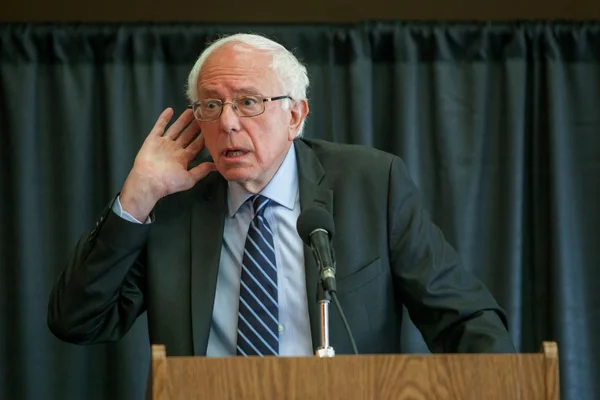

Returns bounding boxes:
[186,33,310,137]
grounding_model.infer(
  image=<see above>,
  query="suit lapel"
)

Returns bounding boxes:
[294,139,334,353]
[190,172,227,356]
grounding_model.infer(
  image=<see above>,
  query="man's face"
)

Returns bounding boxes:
[196,43,308,193]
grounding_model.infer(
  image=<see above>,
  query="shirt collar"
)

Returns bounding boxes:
[227,142,298,217]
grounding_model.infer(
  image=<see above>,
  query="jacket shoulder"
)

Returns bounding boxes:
[297,137,398,173]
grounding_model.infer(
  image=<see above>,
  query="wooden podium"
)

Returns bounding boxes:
[147,342,559,399]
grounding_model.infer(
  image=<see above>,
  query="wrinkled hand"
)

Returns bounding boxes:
[120,108,216,221]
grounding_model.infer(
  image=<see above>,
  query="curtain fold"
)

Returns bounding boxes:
[1,22,599,400]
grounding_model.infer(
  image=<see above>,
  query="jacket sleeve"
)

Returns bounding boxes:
[47,196,150,344]
[387,156,517,353]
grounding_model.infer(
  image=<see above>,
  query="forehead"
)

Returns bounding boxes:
[197,43,280,96]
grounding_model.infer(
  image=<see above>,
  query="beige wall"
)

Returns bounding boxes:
[2,0,600,22]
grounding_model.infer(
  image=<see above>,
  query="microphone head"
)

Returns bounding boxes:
[296,206,335,245]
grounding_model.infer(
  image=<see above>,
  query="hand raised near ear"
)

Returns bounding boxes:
[119,108,216,221]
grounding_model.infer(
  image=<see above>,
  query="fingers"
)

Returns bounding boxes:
[150,108,174,136]
[186,131,207,156]
[176,119,201,148]
[164,108,195,139]
[189,162,217,182]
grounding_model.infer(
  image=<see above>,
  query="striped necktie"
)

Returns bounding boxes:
[236,195,279,356]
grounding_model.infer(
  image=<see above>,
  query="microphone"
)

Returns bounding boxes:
[297,206,359,355]
[296,206,337,293]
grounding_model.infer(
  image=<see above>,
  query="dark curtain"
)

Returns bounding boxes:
[1,22,599,400]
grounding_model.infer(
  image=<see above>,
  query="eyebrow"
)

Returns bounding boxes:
[235,87,261,95]
[198,86,262,98]
[197,88,220,97]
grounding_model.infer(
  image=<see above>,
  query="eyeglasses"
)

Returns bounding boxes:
[189,94,292,121]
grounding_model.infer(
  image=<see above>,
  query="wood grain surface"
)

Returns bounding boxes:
[149,342,559,399]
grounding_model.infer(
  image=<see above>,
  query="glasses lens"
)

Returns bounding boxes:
[194,99,222,121]
[193,95,267,120]
[235,95,264,117]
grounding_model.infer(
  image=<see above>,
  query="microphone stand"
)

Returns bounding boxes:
[311,238,358,357]
[315,279,335,358]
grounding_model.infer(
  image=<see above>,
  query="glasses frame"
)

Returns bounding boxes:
[188,94,292,121]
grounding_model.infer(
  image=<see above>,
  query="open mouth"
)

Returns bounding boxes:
[222,149,249,159]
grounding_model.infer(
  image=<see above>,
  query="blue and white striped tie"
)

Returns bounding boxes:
[236,195,279,356]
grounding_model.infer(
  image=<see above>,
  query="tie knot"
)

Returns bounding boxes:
[252,195,270,217]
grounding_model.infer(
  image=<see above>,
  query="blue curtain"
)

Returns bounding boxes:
[1,22,599,400]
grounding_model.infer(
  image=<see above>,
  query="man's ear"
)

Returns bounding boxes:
[288,99,309,140]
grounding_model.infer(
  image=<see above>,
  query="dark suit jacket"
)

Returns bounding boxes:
[48,138,516,355]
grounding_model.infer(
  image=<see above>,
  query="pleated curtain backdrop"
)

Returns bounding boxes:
[1,22,599,400]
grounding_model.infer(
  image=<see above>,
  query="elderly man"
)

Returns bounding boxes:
[48,33,516,356]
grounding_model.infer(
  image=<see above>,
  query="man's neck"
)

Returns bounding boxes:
[236,143,294,194]
[226,141,298,217]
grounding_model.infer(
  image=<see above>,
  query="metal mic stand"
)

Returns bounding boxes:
[315,279,335,357]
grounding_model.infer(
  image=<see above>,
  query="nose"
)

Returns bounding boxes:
[219,102,241,134]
